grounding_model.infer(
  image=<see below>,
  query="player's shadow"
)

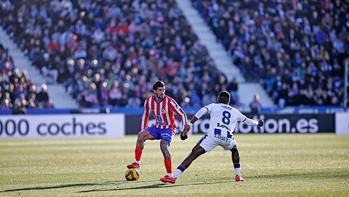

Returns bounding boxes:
[78,170,349,193]
[78,179,230,193]
[0,180,156,193]
[247,171,349,179]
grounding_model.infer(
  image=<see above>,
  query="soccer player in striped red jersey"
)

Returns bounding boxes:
[127,81,190,181]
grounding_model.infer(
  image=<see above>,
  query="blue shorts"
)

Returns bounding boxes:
[147,127,173,142]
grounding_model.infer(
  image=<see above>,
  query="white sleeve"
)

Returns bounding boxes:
[194,104,212,119]
[237,111,258,126]
[242,118,258,126]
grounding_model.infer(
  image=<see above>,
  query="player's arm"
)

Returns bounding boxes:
[141,97,151,131]
[186,105,210,132]
[180,105,211,140]
[238,111,264,127]
[170,100,188,132]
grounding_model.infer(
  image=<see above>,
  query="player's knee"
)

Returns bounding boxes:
[160,141,169,150]
[231,146,238,153]
[231,146,240,161]
[191,145,198,152]
[138,130,149,140]
[137,133,146,142]
[191,145,205,158]
[160,141,171,157]
[160,146,171,159]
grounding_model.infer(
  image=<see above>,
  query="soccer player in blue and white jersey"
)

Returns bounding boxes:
[160,91,264,183]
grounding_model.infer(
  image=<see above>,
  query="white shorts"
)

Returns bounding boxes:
[198,135,237,152]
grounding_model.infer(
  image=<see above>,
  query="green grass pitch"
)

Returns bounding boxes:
[0,134,349,196]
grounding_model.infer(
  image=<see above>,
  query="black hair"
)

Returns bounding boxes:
[217,91,230,104]
[153,80,165,90]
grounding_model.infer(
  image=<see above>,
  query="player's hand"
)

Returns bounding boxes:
[180,123,191,140]
[184,123,190,131]
[180,132,188,140]
[257,120,264,127]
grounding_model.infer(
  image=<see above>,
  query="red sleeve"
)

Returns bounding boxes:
[169,99,187,131]
[141,97,151,130]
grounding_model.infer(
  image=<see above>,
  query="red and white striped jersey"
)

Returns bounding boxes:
[141,95,187,132]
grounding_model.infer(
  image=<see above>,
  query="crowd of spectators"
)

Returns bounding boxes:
[192,0,349,106]
[0,43,53,113]
[1,0,237,108]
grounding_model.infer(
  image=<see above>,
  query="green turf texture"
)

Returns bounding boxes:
[0,134,348,196]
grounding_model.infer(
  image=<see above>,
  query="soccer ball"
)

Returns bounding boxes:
[125,168,139,181]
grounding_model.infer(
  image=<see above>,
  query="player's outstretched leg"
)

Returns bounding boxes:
[127,130,154,170]
[160,144,206,184]
[231,146,244,181]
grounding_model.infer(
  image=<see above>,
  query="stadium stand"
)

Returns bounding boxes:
[0,0,238,108]
[0,43,53,112]
[192,0,349,107]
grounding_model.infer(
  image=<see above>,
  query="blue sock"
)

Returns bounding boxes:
[178,165,185,172]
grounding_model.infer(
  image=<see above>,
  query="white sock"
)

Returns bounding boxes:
[135,161,140,164]
[235,168,241,176]
[172,169,183,178]
[234,163,241,176]
[167,173,173,177]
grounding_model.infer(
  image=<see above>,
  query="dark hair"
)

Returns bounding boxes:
[218,91,230,104]
[153,80,165,90]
